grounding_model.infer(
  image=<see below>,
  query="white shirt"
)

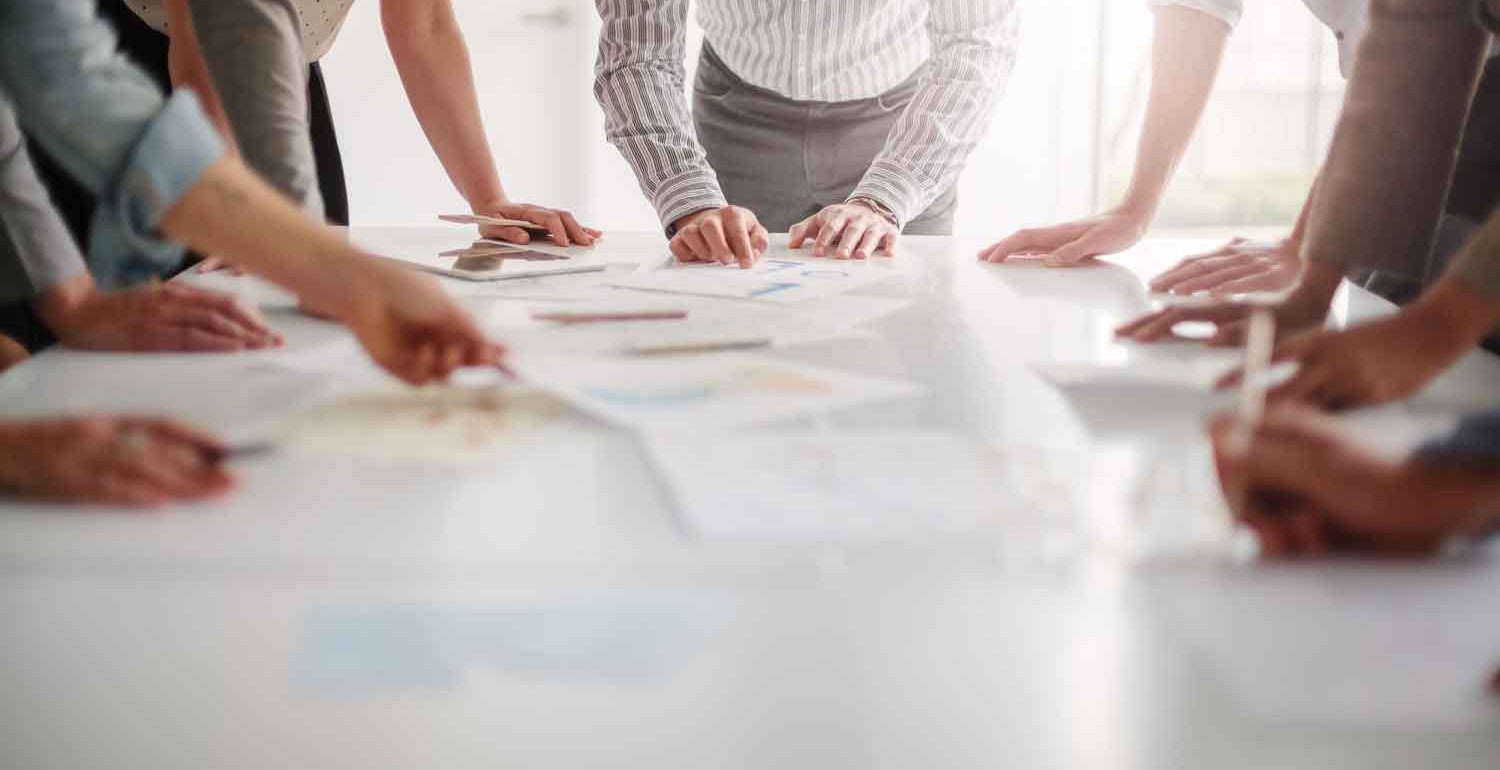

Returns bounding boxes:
[130,0,354,63]
[595,0,1021,229]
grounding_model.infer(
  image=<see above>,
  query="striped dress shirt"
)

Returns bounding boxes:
[594,0,1021,230]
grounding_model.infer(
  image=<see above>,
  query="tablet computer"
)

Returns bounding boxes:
[352,226,609,282]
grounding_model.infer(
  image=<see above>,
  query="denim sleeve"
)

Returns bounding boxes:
[1416,409,1500,465]
[0,99,87,304]
[0,0,224,287]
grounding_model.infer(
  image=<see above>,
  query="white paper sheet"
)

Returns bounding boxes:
[272,386,564,462]
[1031,359,1240,391]
[648,430,1081,541]
[494,298,876,358]
[512,353,922,433]
[608,250,908,303]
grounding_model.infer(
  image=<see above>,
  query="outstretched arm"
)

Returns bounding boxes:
[383,0,595,246]
[0,0,498,383]
[981,4,1230,266]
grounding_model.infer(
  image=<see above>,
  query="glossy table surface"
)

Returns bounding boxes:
[1,231,1497,769]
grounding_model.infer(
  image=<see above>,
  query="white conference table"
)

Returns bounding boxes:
[1,231,1497,769]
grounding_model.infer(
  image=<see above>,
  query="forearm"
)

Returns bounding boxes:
[593,0,723,229]
[1117,6,1230,219]
[1444,200,1500,306]
[1405,272,1500,349]
[1286,173,1320,251]
[382,0,506,210]
[852,0,1019,227]
[1304,0,1488,276]
[158,156,371,315]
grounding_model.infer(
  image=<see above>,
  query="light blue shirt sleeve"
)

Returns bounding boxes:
[0,0,224,287]
[1418,410,1500,465]
[1148,0,1243,28]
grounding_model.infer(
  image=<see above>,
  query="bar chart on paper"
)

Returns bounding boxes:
[609,250,909,303]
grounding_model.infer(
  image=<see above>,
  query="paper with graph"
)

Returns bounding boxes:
[608,251,906,303]
[513,353,921,432]
[273,386,565,462]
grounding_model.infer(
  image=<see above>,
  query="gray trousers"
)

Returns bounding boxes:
[187,0,323,218]
[692,45,957,235]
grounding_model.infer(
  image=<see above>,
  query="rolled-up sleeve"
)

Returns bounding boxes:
[0,0,224,286]
[1148,0,1243,28]
[850,0,1021,229]
[0,100,87,304]
[594,0,727,233]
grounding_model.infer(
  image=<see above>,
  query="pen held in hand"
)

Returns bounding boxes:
[1228,307,1276,519]
[1238,307,1276,425]
[493,360,521,381]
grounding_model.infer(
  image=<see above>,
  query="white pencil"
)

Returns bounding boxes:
[1227,306,1276,528]
[1238,307,1276,425]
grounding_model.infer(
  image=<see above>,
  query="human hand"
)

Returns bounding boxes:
[475,201,600,247]
[0,334,27,373]
[0,417,234,508]
[1115,269,1338,346]
[194,256,247,276]
[1215,302,1477,410]
[1209,408,1471,557]
[332,259,504,385]
[1148,236,1302,296]
[670,206,770,268]
[789,201,898,260]
[35,274,281,352]
[978,210,1148,267]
